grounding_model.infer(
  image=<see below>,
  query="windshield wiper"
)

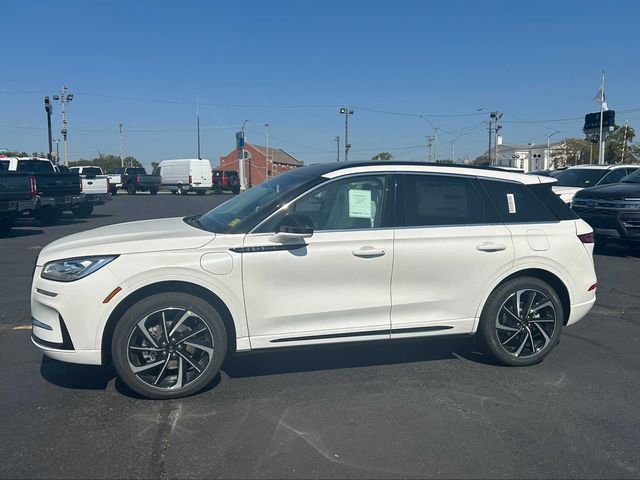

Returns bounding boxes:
[184,214,206,230]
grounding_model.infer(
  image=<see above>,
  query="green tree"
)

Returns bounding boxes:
[151,161,160,173]
[371,152,393,161]
[605,124,636,163]
[68,154,141,173]
[473,154,490,165]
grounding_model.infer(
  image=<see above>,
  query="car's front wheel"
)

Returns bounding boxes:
[478,277,563,366]
[111,292,227,399]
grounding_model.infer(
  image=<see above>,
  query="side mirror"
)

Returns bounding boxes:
[271,213,314,241]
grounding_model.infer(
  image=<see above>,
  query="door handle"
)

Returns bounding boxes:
[476,243,507,252]
[352,247,386,258]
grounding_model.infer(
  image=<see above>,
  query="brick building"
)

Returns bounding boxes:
[218,142,304,187]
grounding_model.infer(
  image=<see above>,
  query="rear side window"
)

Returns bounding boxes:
[599,169,627,185]
[17,160,54,173]
[400,174,486,227]
[479,179,558,223]
[0,160,9,171]
[528,183,578,220]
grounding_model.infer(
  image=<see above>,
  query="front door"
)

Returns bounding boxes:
[242,174,395,348]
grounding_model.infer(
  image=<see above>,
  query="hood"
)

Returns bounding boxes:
[38,217,215,265]
[552,185,581,203]
[573,182,640,200]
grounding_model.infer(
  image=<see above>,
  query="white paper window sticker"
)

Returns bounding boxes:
[348,189,372,218]
[507,193,517,214]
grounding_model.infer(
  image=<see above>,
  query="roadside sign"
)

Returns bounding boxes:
[583,111,615,135]
[236,131,244,149]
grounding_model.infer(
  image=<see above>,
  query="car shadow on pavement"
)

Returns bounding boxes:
[222,335,493,378]
[594,243,640,258]
[40,356,111,390]
[0,228,44,239]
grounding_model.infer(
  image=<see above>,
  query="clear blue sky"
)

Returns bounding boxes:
[2,0,639,170]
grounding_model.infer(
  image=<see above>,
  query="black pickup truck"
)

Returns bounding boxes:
[1,158,82,224]
[112,167,161,195]
[572,168,640,245]
[0,173,37,234]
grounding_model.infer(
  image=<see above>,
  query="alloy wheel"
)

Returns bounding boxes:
[495,289,557,358]
[126,307,214,390]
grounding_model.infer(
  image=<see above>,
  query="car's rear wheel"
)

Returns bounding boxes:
[478,277,563,366]
[126,184,136,195]
[149,187,159,195]
[112,292,227,399]
[177,185,186,195]
[0,216,15,235]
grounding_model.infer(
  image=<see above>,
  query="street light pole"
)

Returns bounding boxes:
[53,139,60,164]
[44,97,53,162]
[450,133,469,164]
[335,136,340,162]
[426,136,434,162]
[239,120,249,191]
[547,131,560,169]
[419,115,439,162]
[339,107,354,162]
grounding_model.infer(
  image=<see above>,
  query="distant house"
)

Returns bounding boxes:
[494,142,567,172]
[218,142,304,186]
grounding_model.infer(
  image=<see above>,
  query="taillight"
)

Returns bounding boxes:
[578,232,594,244]
[79,175,83,193]
[29,175,37,197]
[136,175,140,184]
[189,175,192,186]
[588,283,597,292]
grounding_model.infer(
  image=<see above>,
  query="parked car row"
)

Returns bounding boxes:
[529,163,640,245]
[0,157,111,234]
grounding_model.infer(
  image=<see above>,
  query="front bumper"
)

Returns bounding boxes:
[30,264,122,366]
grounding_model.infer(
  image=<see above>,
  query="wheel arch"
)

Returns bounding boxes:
[477,268,571,328]
[101,280,237,367]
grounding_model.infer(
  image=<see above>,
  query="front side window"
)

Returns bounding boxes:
[256,174,392,233]
[553,168,607,188]
[399,174,485,227]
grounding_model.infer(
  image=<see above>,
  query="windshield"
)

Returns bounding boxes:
[553,168,607,188]
[622,169,640,183]
[196,172,322,233]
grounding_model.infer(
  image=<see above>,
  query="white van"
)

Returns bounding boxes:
[156,159,213,195]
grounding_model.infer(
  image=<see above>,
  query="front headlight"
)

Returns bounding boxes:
[41,256,118,282]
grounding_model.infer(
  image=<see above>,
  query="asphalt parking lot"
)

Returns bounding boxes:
[1,193,639,479]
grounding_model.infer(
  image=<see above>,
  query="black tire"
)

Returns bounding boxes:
[212,184,222,195]
[196,190,205,196]
[0,216,15,235]
[111,292,227,399]
[171,190,177,195]
[149,187,159,195]
[126,183,137,195]
[478,277,563,366]
[34,207,62,225]
[73,204,94,219]
[232,187,240,195]
[177,185,186,195]
[110,187,118,196]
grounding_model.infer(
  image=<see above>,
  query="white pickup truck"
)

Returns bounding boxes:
[67,166,111,217]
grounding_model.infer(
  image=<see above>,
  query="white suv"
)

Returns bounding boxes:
[31,162,597,398]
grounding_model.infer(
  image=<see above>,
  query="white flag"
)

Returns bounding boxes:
[594,70,606,109]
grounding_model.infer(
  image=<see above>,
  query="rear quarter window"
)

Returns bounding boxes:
[479,179,560,223]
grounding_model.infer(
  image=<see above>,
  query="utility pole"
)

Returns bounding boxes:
[44,96,53,162]
[547,131,560,169]
[264,123,270,180]
[196,96,201,160]
[339,107,354,162]
[621,120,629,163]
[335,136,340,162]
[489,111,502,164]
[597,69,606,165]
[433,128,439,162]
[426,136,434,162]
[119,123,125,167]
[487,119,493,165]
[52,86,73,166]
[450,133,469,164]
[53,139,60,164]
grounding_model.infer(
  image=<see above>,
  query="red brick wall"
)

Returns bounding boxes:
[218,143,298,187]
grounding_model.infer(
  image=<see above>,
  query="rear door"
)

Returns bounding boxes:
[391,173,514,337]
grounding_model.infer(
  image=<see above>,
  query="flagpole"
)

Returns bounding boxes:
[598,68,605,165]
